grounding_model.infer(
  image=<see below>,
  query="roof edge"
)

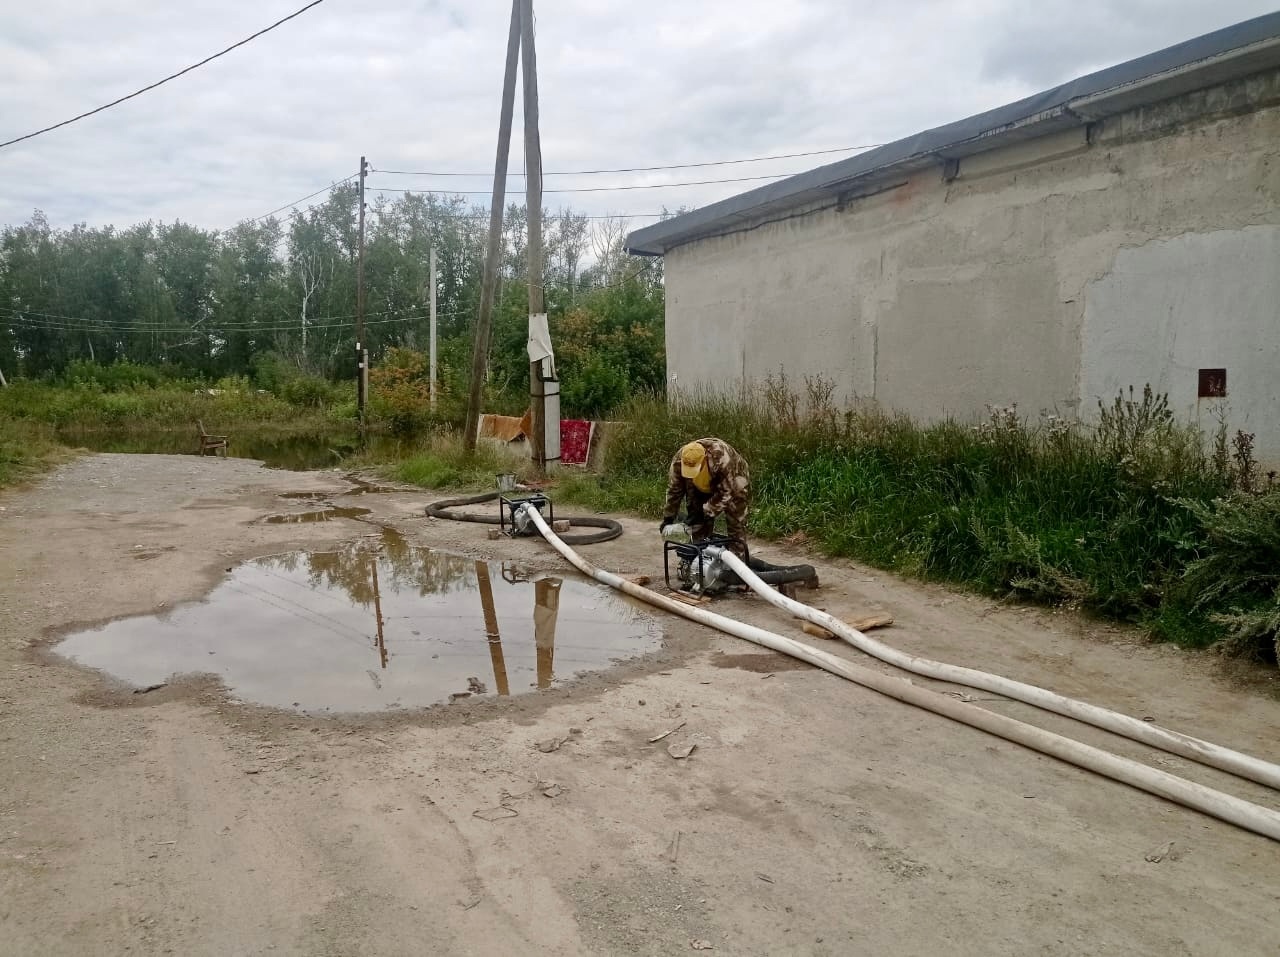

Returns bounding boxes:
[626,12,1280,256]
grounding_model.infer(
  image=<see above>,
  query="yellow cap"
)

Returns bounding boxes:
[679,441,707,479]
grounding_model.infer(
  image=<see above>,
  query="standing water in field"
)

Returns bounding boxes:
[56,528,662,713]
[55,429,408,471]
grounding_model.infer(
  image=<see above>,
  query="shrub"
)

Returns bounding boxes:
[1166,492,1280,660]
[561,355,630,419]
[61,359,168,392]
[281,374,338,408]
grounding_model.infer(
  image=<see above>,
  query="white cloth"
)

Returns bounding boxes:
[526,313,556,379]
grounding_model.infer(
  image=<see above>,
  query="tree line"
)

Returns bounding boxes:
[0,185,668,416]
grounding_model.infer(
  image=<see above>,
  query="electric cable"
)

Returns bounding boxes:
[0,0,328,150]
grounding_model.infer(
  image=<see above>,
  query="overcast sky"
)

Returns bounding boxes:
[1,0,1276,233]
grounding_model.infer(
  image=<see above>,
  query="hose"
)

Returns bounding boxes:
[749,565,820,587]
[516,503,1280,843]
[426,491,623,545]
[710,546,1280,793]
[745,555,819,587]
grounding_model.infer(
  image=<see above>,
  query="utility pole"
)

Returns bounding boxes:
[370,552,387,670]
[356,155,369,433]
[474,561,509,696]
[429,245,438,412]
[520,0,557,473]
[463,0,522,453]
[533,577,560,690]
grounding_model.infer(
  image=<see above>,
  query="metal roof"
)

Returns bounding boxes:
[626,11,1280,256]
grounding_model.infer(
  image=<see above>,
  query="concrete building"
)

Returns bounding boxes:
[626,14,1280,458]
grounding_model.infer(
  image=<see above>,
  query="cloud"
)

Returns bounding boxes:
[1,0,1275,232]
[978,0,1280,87]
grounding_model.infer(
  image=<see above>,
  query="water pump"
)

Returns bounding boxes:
[661,522,820,597]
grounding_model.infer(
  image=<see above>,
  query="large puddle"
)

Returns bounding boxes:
[56,529,662,713]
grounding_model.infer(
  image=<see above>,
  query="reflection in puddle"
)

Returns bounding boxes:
[56,530,662,713]
[263,507,372,524]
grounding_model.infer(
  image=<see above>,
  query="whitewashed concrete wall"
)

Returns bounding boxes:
[1082,225,1280,456]
[663,70,1280,455]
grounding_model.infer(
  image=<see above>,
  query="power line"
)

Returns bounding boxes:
[3,319,411,336]
[369,173,791,195]
[243,146,881,228]
[0,311,419,335]
[236,173,358,227]
[0,304,398,329]
[1,299,482,330]
[0,0,328,151]
[371,144,883,178]
[361,204,666,220]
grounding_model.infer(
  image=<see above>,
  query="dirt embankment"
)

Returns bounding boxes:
[1,454,1278,956]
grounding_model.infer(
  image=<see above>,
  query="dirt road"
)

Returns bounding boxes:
[2,454,1278,956]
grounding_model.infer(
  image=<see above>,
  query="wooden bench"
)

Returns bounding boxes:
[197,421,228,456]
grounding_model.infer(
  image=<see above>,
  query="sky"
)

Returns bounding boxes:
[1,0,1276,233]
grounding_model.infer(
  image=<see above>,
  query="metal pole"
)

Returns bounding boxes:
[429,245,438,412]
[463,0,521,453]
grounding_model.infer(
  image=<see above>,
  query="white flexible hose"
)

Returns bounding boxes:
[517,505,1280,843]
[710,547,1280,792]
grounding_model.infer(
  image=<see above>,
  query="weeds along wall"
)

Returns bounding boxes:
[592,384,1278,662]
[662,69,1280,459]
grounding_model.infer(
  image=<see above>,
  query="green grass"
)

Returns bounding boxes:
[0,364,356,484]
[0,374,354,431]
[557,385,1276,661]
[0,419,71,488]
[375,432,537,491]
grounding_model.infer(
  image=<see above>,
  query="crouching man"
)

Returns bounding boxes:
[659,437,750,542]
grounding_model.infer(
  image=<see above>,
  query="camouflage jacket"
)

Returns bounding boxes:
[663,437,750,519]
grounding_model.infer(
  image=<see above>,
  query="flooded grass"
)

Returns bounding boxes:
[55,428,411,471]
[55,528,662,714]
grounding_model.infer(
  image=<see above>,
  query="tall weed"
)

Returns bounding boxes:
[582,380,1267,656]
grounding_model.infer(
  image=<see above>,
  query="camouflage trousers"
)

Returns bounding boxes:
[684,489,749,541]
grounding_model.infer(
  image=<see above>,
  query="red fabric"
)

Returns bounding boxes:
[559,420,594,465]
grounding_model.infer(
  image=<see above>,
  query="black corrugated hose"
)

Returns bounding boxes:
[425,491,624,545]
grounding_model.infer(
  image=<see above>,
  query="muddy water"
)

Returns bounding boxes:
[56,529,662,713]
[263,506,373,524]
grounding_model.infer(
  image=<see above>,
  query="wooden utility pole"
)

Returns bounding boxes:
[370,553,387,669]
[474,561,510,696]
[533,577,560,690]
[463,0,522,453]
[520,0,548,472]
[356,155,369,431]
[429,245,438,411]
